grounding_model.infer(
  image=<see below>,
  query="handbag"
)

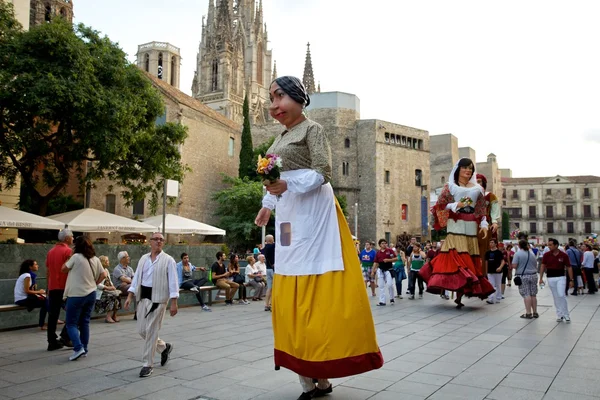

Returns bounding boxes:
[513,251,530,286]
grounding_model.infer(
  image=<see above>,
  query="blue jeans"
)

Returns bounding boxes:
[65,291,96,352]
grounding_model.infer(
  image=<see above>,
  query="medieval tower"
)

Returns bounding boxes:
[136,42,181,89]
[192,0,273,125]
[29,0,73,26]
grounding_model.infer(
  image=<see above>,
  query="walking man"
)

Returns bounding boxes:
[372,239,397,306]
[407,243,426,300]
[360,241,377,297]
[540,238,573,323]
[46,229,73,350]
[566,240,583,296]
[124,232,179,377]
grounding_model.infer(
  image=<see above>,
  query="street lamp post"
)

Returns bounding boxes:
[354,202,358,238]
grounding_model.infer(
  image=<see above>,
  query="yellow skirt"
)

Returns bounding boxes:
[272,201,383,378]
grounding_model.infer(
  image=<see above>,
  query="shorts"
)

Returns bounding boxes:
[518,274,538,298]
[362,266,374,282]
[501,265,508,284]
[266,269,274,288]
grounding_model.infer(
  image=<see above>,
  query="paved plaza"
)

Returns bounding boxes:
[1,286,600,400]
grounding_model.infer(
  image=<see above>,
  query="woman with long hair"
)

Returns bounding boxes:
[14,259,47,329]
[421,158,495,308]
[62,236,106,361]
[254,76,382,399]
[229,254,248,304]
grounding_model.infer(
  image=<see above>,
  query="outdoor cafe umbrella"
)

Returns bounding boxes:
[47,208,157,232]
[0,205,64,230]
[143,214,226,235]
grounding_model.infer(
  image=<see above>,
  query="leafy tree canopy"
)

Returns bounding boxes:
[0,8,187,215]
[212,175,273,251]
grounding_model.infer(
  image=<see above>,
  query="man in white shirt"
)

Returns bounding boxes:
[125,232,179,378]
[255,254,268,276]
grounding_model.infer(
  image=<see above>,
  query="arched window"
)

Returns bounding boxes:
[415,169,422,187]
[402,204,408,220]
[170,56,177,86]
[105,194,116,214]
[342,162,349,176]
[44,3,52,22]
[441,176,445,184]
[256,43,264,85]
[144,54,149,72]
[157,53,163,79]
[211,59,219,91]
[59,7,66,18]
[384,132,390,143]
[344,138,350,148]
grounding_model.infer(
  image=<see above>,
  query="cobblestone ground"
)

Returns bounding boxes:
[0,286,599,400]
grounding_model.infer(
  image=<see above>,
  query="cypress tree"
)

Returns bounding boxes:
[238,94,255,179]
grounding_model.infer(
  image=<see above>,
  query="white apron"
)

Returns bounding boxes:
[268,169,344,276]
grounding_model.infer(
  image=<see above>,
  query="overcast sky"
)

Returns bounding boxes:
[74,0,599,178]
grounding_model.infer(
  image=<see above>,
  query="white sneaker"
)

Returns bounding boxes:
[243,300,250,305]
[564,316,571,323]
[556,317,563,322]
[190,287,199,293]
[69,348,86,361]
[202,305,212,312]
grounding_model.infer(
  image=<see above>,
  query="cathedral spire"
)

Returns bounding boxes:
[272,60,277,81]
[216,0,232,40]
[302,42,316,94]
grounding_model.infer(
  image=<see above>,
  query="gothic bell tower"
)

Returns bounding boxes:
[192,0,272,125]
[29,0,73,26]
[136,42,181,89]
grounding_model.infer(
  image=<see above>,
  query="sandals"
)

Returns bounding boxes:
[532,312,539,318]
[520,313,533,319]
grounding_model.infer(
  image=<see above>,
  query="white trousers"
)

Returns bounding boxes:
[487,273,503,303]
[377,269,394,304]
[548,276,569,318]
[137,298,167,367]
[299,376,331,392]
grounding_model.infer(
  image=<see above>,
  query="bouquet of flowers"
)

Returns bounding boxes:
[256,154,282,185]
[459,196,473,206]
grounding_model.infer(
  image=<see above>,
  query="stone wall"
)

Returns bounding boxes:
[82,77,240,244]
[430,134,459,191]
[0,243,222,330]
[370,120,430,243]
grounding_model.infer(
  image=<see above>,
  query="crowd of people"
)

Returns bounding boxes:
[9,76,600,399]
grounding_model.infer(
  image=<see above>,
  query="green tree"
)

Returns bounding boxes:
[253,136,276,162]
[212,175,273,251]
[502,211,510,240]
[336,194,349,218]
[238,95,255,179]
[0,12,187,215]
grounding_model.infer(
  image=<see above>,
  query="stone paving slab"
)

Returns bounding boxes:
[1,286,600,399]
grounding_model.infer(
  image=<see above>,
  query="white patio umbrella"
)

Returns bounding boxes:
[47,208,157,232]
[0,206,64,230]
[143,214,226,235]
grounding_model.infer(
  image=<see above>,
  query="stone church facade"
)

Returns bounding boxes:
[192,0,273,125]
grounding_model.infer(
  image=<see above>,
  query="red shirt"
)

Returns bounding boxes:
[374,249,396,271]
[542,251,569,278]
[46,243,72,290]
